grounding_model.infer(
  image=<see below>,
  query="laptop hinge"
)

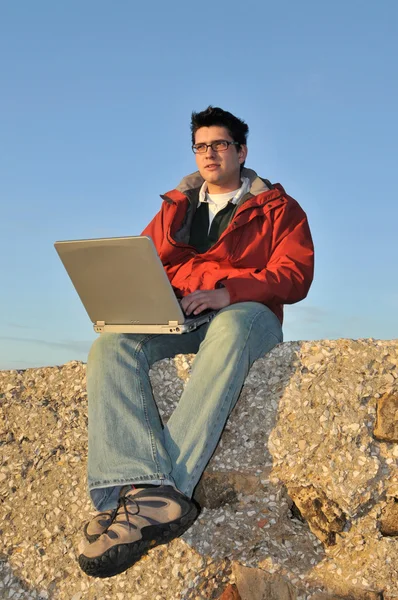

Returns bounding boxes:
[168,321,179,326]
[94,321,106,333]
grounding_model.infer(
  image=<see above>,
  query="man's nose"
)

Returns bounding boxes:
[205,145,216,157]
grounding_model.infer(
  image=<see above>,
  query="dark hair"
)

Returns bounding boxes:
[191,106,249,147]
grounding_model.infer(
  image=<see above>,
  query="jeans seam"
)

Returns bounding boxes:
[184,308,281,495]
[89,473,170,489]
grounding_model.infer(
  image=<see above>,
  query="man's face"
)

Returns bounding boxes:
[194,126,247,192]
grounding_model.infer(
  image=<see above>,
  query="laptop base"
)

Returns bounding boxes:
[94,312,216,335]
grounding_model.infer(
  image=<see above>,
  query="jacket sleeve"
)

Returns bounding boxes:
[141,206,166,252]
[219,201,314,306]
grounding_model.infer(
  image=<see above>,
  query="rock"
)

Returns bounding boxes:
[287,485,347,545]
[310,593,381,600]
[379,500,398,536]
[311,587,383,600]
[194,471,260,509]
[309,594,343,599]
[1,339,398,599]
[373,393,398,442]
[233,563,296,600]
[218,583,242,599]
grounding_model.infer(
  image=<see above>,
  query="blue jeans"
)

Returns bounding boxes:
[87,302,282,510]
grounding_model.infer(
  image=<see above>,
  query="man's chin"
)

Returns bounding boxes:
[202,172,223,185]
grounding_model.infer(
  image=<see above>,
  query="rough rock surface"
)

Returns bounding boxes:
[0,339,398,599]
[374,393,398,442]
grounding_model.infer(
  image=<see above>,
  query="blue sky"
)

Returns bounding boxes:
[1,1,397,370]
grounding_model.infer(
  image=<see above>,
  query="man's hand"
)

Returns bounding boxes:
[181,288,231,316]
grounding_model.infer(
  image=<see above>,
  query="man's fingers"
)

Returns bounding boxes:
[183,297,201,312]
[181,288,229,315]
[186,300,209,315]
[182,293,208,314]
[193,302,209,315]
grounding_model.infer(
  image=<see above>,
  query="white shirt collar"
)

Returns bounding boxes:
[198,176,251,206]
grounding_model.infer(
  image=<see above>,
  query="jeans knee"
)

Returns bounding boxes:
[207,302,282,346]
[211,311,247,341]
[88,333,123,365]
[88,333,150,373]
[209,303,255,335]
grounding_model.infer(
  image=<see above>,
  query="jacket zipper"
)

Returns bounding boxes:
[162,192,284,255]
[162,198,198,254]
[206,194,284,252]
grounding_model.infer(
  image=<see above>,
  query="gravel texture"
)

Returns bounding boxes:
[0,339,397,599]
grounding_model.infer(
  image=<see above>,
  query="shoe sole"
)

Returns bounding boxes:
[78,505,198,578]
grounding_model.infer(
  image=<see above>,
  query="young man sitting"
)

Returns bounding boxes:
[78,106,314,578]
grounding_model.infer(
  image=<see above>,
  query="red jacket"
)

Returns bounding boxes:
[142,168,314,324]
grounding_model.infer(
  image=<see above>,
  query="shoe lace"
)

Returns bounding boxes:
[104,490,140,533]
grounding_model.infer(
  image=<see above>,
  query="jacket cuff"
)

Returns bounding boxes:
[216,279,238,303]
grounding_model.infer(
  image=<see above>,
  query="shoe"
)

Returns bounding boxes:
[83,484,160,542]
[83,509,116,543]
[78,485,199,578]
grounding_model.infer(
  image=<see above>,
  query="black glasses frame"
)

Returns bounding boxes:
[192,140,239,154]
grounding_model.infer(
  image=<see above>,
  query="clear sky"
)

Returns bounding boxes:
[1,1,397,370]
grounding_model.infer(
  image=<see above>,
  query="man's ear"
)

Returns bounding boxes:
[238,144,248,164]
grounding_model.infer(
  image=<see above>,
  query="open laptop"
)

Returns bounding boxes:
[54,236,217,334]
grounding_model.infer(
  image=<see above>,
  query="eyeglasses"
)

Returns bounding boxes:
[192,140,239,154]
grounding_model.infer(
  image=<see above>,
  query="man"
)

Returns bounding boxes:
[78,106,314,578]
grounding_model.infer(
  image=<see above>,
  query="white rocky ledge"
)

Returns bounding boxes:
[0,339,397,600]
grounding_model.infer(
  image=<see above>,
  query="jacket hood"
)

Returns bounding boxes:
[175,167,271,197]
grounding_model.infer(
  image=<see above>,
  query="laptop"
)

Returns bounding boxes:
[54,235,217,334]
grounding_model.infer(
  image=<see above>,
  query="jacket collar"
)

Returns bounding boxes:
[175,167,270,197]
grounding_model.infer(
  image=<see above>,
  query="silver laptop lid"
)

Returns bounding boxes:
[54,236,185,326]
